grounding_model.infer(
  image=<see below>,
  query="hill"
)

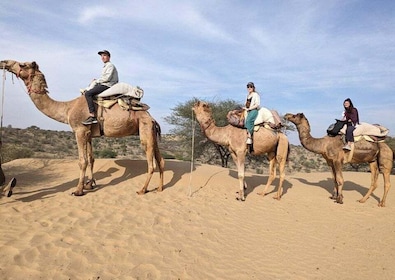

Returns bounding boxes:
[1,125,393,174]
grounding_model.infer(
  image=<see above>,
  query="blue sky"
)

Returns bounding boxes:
[1,0,394,144]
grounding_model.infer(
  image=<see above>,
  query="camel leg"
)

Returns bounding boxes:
[273,135,288,200]
[72,129,91,196]
[257,152,276,197]
[358,161,379,204]
[328,162,339,200]
[84,137,96,190]
[377,146,393,207]
[378,170,391,207]
[274,152,288,200]
[154,144,165,192]
[136,138,155,195]
[333,161,345,204]
[231,152,246,201]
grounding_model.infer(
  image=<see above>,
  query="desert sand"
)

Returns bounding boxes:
[1,158,394,280]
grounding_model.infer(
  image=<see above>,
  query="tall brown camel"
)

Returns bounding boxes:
[192,101,290,201]
[0,60,164,196]
[284,113,393,206]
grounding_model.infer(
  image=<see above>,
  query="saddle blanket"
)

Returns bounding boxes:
[254,107,275,125]
[97,82,144,99]
[340,122,389,137]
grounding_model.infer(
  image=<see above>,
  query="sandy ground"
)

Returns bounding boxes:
[1,158,394,280]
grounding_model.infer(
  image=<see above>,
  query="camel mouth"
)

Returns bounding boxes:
[0,60,12,70]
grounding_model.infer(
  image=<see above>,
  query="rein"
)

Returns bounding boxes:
[201,118,214,131]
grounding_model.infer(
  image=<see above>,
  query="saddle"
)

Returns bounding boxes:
[227,107,283,130]
[328,120,389,143]
[95,95,150,111]
[93,83,150,111]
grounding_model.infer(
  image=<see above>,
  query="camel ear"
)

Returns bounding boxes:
[32,61,38,69]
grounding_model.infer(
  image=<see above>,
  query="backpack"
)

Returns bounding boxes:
[227,109,245,128]
[327,119,347,136]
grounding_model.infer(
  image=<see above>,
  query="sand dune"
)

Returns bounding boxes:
[1,158,394,279]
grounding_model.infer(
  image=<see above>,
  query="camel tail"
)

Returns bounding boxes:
[153,120,162,142]
[286,142,291,163]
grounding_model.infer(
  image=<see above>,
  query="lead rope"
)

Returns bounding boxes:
[188,107,196,197]
[1,66,6,165]
[1,66,6,141]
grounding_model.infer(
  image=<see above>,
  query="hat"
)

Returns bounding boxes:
[246,82,255,87]
[98,50,111,57]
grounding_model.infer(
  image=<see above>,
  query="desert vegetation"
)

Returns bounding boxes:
[2,124,393,174]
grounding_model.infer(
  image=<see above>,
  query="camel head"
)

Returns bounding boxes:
[0,60,47,94]
[284,113,310,127]
[192,100,215,131]
[192,100,213,119]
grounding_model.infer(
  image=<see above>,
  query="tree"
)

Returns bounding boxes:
[164,98,241,166]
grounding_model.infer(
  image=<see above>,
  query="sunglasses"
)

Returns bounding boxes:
[247,85,253,88]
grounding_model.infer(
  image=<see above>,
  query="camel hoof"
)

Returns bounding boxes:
[273,196,281,200]
[236,197,245,202]
[6,177,17,197]
[256,192,266,196]
[136,190,146,195]
[71,191,85,196]
[84,179,97,190]
[378,202,385,207]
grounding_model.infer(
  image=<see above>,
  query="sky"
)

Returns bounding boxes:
[1,0,394,145]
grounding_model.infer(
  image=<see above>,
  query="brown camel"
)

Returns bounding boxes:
[0,60,164,196]
[192,101,290,201]
[284,113,393,206]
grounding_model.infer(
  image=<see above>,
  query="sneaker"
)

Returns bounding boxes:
[246,138,252,144]
[343,144,351,151]
[82,116,98,125]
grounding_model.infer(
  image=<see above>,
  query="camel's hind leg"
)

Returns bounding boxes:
[273,134,289,200]
[154,139,165,192]
[136,120,164,195]
[358,161,379,204]
[378,170,391,207]
[257,152,276,197]
[377,145,393,207]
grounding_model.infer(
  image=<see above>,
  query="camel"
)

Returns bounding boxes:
[284,113,393,206]
[0,60,164,196]
[192,101,290,201]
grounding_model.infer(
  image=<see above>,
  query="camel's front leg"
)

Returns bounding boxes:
[231,152,246,201]
[72,129,91,196]
[136,137,155,195]
[333,161,344,204]
[83,137,96,190]
[328,162,339,200]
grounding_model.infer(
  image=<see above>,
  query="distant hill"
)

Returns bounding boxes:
[1,125,393,174]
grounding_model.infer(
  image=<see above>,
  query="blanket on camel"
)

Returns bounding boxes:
[227,107,282,129]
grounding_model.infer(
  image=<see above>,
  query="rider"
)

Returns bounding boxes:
[243,82,260,145]
[81,50,119,125]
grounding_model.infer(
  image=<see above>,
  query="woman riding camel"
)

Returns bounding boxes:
[243,82,260,145]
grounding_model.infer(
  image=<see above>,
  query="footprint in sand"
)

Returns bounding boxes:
[131,263,161,279]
